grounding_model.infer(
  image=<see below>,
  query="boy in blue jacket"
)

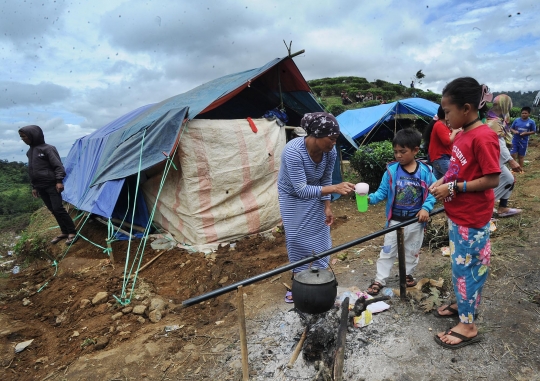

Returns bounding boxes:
[366,129,436,295]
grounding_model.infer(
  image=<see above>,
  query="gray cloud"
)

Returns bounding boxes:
[1,0,539,163]
[0,1,67,43]
[0,81,71,109]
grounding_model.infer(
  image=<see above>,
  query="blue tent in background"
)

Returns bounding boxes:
[337,98,439,144]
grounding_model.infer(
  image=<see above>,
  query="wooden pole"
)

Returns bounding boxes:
[338,143,344,183]
[106,239,115,264]
[287,327,308,369]
[237,286,249,381]
[94,217,135,239]
[111,218,146,233]
[333,297,349,381]
[397,227,407,300]
[129,250,165,278]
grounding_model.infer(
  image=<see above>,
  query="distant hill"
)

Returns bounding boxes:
[307,76,441,116]
[492,91,539,108]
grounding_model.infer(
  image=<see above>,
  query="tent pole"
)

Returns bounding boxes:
[339,143,344,181]
[394,117,397,135]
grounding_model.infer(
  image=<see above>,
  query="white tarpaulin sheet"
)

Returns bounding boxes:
[142,118,285,246]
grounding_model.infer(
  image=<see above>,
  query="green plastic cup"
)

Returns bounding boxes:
[354,182,369,212]
[355,193,368,212]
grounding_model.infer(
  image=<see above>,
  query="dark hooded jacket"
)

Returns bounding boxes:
[19,125,66,189]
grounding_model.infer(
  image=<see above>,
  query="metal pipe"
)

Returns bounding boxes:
[181,207,445,307]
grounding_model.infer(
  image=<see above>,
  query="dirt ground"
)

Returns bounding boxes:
[1,138,540,381]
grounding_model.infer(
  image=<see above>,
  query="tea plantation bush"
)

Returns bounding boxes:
[349,140,395,190]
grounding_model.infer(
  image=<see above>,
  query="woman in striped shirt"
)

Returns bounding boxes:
[278,112,355,302]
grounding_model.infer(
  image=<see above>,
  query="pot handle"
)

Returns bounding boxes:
[310,251,339,287]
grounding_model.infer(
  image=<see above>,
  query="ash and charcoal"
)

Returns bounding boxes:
[297,295,390,379]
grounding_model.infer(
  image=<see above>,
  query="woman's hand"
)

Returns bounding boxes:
[429,183,451,201]
[321,182,355,196]
[324,204,334,226]
[334,182,355,195]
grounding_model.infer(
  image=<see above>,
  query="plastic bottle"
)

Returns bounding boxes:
[382,288,393,298]
[12,266,20,274]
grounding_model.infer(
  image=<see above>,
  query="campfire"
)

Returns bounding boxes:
[291,295,390,381]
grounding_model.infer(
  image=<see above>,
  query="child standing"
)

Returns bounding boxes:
[366,129,436,296]
[510,106,536,169]
[429,77,501,349]
[19,125,78,245]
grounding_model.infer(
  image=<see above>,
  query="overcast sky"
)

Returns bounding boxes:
[1,0,538,162]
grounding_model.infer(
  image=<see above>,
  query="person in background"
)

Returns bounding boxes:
[18,125,78,245]
[366,129,436,296]
[277,113,355,303]
[429,77,500,349]
[424,106,461,179]
[510,106,536,170]
[486,95,523,217]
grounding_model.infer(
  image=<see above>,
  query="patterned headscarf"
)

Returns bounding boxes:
[300,112,340,138]
[486,94,513,145]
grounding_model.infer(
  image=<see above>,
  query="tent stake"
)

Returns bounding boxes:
[237,285,249,381]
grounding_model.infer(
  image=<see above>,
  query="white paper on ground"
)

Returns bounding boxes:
[366,301,390,313]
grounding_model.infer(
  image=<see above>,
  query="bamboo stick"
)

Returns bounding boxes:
[287,327,307,369]
[237,286,249,381]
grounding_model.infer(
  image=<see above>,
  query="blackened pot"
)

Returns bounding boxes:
[292,268,338,315]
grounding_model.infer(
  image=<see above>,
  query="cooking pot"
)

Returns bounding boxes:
[292,268,338,314]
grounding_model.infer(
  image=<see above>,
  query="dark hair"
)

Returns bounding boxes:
[442,77,489,119]
[422,106,445,155]
[393,128,421,150]
[522,106,531,113]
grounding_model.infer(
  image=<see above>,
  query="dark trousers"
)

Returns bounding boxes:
[37,186,77,235]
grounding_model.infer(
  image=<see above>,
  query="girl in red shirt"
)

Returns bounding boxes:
[429,77,500,349]
[426,106,462,179]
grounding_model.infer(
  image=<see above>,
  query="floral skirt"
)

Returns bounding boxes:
[448,219,491,324]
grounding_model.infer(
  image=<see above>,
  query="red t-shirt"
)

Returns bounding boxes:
[428,121,452,161]
[443,125,501,228]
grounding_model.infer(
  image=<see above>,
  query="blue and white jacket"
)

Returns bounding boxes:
[369,161,437,227]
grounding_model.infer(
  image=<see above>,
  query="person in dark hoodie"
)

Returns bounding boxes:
[18,125,78,245]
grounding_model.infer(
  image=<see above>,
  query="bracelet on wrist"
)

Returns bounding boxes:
[462,180,467,193]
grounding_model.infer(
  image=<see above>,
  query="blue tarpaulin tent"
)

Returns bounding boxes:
[62,56,333,244]
[337,98,439,143]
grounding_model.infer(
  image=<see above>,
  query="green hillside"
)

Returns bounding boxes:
[0,160,43,231]
[307,76,441,116]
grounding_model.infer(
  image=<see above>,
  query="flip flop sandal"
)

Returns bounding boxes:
[50,235,68,244]
[497,208,522,218]
[432,304,459,318]
[65,236,79,245]
[284,291,294,303]
[434,330,481,349]
[433,304,479,319]
[366,281,383,296]
[406,275,417,287]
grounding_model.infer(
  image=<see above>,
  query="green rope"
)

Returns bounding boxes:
[114,122,187,305]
